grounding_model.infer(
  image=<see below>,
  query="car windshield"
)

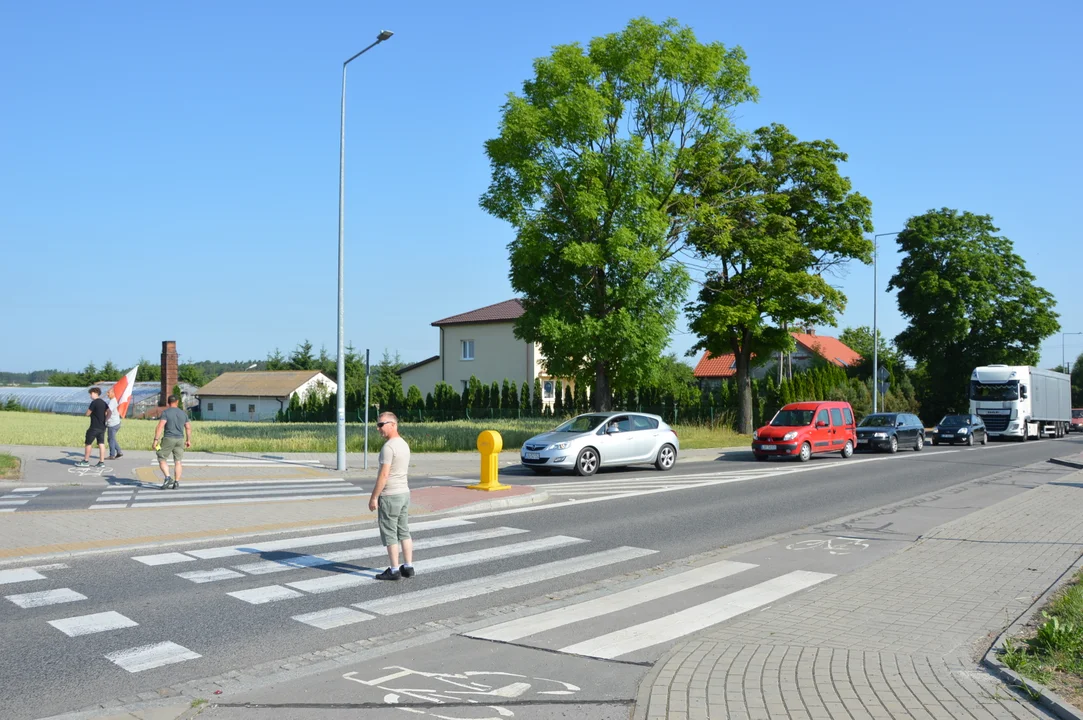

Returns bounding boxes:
[970,380,1019,401]
[939,415,970,427]
[554,414,609,433]
[771,409,815,426]
[860,415,896,427]
[1074,410,1083,419]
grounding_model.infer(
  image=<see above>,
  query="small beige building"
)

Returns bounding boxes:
[196,370,337,422]
[399,299,565,404]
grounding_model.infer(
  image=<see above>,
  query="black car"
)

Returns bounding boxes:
[855,413,926,453]
[932,414,987,446]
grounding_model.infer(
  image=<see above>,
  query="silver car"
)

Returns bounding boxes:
[520,412,680,476]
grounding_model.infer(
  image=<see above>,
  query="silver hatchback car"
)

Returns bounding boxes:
[520,412,680,476]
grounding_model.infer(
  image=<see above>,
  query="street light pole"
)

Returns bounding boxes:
[872,232,902,414]
[1064,332,1082,375]
[336,30,393,472]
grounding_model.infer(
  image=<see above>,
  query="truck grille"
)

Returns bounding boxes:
[979,414,1010,432]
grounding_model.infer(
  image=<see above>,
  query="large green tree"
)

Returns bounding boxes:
[838,325,901,379]
[481,17,758,410]
[888,208,1059,419]
[687,124,873,433]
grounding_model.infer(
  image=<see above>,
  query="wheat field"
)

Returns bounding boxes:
[0,411,747,453]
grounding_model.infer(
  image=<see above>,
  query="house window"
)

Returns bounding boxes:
[207,402,214,411]
[248,404,256,413]
[461,340,475,361]
[230,403,237,413]
[543,381,555,400]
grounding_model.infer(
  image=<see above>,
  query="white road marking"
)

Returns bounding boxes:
[49,610,139,637]
[559,570,835,659]
[0,499,29,506]
[182,519,470,561]
[7,487,47,493]
[29,563,69,572]
[111,492,366,509]
[227,585,304,604]
[356,546,657,615]
[176,568,245,583]
[0,568,46,585]
[157,477,345,488]
[0,508,14,512]
[292,607,374,629]
[286,535,588,596]
[132,552,196,566]
[6,588,87,608]
[467,559,758,643]
[95,485,357,502]
[105,641,201,673]
[233,527,528,576]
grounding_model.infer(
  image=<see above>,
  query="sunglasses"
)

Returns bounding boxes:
[376,421,396,428]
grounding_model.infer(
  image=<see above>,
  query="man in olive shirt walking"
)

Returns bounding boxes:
[153,395,191,490]
[369,412,413,581]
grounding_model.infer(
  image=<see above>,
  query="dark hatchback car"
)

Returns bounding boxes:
[932,414,988,446]
[855,413,926,452]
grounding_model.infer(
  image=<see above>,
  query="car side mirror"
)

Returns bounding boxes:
[606,426,619,434]
[816,421,828,428]
[1021,385,1028,399]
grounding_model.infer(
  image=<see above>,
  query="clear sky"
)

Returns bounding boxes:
[2,0,1081,374]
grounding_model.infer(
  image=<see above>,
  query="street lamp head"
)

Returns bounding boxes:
[377,30,394,41]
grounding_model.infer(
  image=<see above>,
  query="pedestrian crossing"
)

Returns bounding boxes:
[0,486,48,512]
[1,563,199,674]
[145,458,325,469]
[89,477,364,509]
[2,517,838,679]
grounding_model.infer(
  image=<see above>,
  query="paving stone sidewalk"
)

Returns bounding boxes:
[637,477,1083,720]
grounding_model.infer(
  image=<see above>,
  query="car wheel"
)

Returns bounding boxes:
[754,453,768,462]
[915,434,924,451]
[798,442,812,462]
[966,433,974,446]
[932,438,939,446]
[575,448,599,477]
[529,467,552,475]
[841,440,854,459]
[981,432,988,445]
[889,436,898,454]
[655,444,676,472]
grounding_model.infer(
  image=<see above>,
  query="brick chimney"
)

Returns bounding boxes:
[160,341,178,406]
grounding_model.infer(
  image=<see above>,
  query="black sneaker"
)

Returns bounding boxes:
[114,453,124,459]
[160,477,174,490]
[171,480,180,490]
[74,460,90,468]
[375,567,401,581]
[399,565,415,578]
[107,455,116,460]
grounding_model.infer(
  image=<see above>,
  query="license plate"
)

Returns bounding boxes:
[759,444,777,451]
[857,439,868,445]
[524,452,540,460]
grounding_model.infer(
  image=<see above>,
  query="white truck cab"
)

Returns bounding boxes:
[969,365,1071,441]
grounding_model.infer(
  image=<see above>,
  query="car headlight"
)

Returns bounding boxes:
[957,428,968,434]
[753,430,760,440]
[546,442,570,450]
[873,432,886,438]
[782,431,798,441]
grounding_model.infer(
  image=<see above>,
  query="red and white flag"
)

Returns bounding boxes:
[113,366,138,418]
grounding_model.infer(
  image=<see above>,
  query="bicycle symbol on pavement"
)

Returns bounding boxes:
[785,537,869,555]
[68,465,112,477]
[343,666,581,719]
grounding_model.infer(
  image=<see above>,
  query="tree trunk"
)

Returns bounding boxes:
[735,351,753,434]
[592,362,613,411]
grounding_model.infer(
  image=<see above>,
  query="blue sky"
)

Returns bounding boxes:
[3,0,1081,374]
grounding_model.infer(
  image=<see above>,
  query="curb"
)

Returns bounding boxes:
[981,547,1083,720]
[1050,457,1083,471]
[0,488,548,567]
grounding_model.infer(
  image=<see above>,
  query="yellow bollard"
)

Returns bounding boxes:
[469,430,511,491]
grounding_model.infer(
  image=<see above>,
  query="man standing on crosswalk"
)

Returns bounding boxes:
[369,412,414,581]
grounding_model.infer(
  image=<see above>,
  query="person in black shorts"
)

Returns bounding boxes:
[75,387,110,467]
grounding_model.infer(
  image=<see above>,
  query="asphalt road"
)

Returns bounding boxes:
[1,435,1081,719]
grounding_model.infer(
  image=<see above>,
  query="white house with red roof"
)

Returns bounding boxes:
[693,331,862,388]
[398,299,566,404]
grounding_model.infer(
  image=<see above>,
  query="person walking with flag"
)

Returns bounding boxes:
[105,387,123,459]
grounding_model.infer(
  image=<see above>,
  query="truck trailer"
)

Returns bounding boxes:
[969,365,1071,441]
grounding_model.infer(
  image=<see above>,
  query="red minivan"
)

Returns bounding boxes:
[752,401,858,462]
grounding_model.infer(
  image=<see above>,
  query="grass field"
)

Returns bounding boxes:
[0,411,747,454]
[0,452,20,479]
